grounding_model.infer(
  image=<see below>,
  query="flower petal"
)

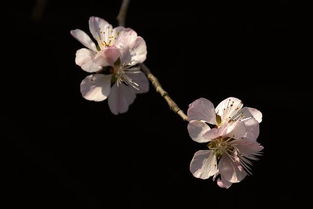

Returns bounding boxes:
[108,83,136,115]
[215,97,243,123]
[190,150,218,179]
[99,46,121,66]
[127,71,149,93]
[128,36,147,65]
[70,29,97,52]
[237,107,262,123]
[187,98,216,124]
[187,120,211,143]
[247,107,262,123]
[75,48,102,72]
[234,140,263,160]
[224,121,247,140]
[243,118,260,141]
[113,26,124,36]
[217,176,233,189]
[89,16,112,43]
[218,155,247,183]
[80,74,112,102]
[115,28,138,50]
[203,127,223,141]
[115,28,140,64]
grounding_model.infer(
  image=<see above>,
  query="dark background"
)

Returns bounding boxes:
[3,0,307,208]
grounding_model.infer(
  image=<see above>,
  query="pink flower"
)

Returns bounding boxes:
[187,97,263,188]
[71,16,149,114]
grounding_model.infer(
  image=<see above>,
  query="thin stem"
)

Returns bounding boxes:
[117,0,189,121]
[140,64,188,121]
[117,0,130,26]
[31,0,47,22]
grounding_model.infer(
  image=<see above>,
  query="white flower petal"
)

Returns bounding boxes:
[108,83,136,115]
[215,97,243,123]
[89,16,112,43]
[236,107,252,120]
[217,176,232,189]
[70,29,97,52]
[80,74,112,102]
[115,28,138,50]
[187,120,211,143]
[203,127,222,141]
[128,36,147,65]
[234,140,263,159]
[115,29,140,64]
[113,26,124,36]
[119,49,132,66]
[224,121,247,140]
[127,71,149,93]
[247,107,262,123]
[218,155,247,183]
[228,108,260,140]
[75,48,102,72]
[98,46,121,66]
[190,150,218,179]
[187,98,216,124]
[243,118,260,141]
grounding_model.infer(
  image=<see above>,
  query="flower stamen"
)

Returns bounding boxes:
[208,137,234,158]
[113,64,140,90]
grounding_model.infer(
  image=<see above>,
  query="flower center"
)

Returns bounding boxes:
[99,29,119,48]
[208,137,234,158]
[111,60,140,90]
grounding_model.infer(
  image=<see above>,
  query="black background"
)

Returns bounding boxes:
[3,0,307,208]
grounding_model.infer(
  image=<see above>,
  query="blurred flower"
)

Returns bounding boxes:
[71,16,148,114]
[187,97,263,188]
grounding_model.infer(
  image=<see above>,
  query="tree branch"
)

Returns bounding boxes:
[31,0,47,22]
[140,64,188,121]
[117,0,130,26]
[117,0,189,121]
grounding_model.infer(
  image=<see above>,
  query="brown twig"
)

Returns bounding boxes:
[140,64,188,121]
[31,0,47,22]
[117,0,188,121]
[117,0,130,26]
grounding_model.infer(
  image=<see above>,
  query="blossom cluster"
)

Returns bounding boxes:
[71,17,263,189]
[187,97,263,188]
[71,16,149,115]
